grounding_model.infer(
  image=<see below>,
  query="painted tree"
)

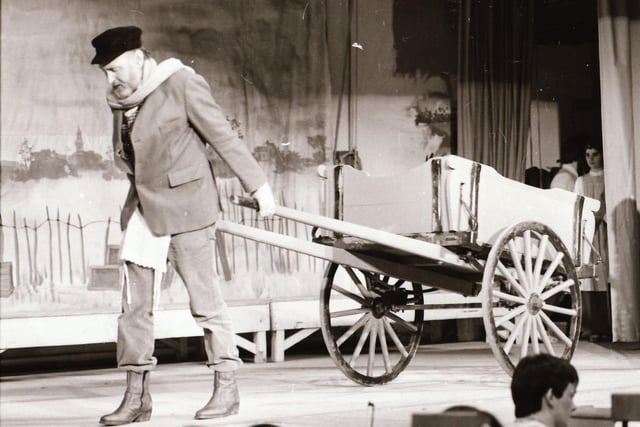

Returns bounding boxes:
[18,138,33,170]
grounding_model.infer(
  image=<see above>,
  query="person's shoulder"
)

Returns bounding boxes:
[167,68,202,84]
[161,69,209,98]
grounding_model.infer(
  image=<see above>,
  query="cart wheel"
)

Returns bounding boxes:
[320,263,424,386]
[482,221,581,375]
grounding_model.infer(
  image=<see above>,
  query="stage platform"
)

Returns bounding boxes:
[1,341,639,427]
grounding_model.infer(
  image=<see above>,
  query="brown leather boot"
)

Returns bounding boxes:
[99,371,152,426]
[194,371,240,419]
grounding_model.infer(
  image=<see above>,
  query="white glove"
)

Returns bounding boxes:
[253,182,276,218]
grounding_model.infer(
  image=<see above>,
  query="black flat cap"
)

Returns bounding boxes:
[91,26,142,66]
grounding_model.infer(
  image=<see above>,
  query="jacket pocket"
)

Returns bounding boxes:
[158,117,183,134]
[168,164,203,188]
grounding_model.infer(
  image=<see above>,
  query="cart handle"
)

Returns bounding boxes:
[231,195,260,211]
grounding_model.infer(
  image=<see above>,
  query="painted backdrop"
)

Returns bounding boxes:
[0,0,454,318]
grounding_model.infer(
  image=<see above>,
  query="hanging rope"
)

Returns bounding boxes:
[332,0,362,169]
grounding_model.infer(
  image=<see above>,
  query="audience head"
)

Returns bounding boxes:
[511,354,579,427]
[444,405,503,427]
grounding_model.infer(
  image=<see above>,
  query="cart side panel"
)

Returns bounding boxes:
[339,162,434,235]
[439,155,599,264]
[478,168,598,265]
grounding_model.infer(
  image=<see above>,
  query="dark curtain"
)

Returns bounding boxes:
[392,0,458,76]
[457,0,534,181]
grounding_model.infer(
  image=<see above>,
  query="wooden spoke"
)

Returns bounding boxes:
[331,308,370,318]
[534,252,564,294]
[349,319,372,367]
[504,314,527,355]
[540,311,573,347]
[383,311,419,333]
[508,240,531,291]
[367,321,378,376]
[392,279,405,288]
[524,230,534,286]
[495,305,527,328]
[378,322,392,373]
[384,318,409,357]
[540,279,575,300]
[541,304,578,317]
[332,284,368,305]
[531,316,540,354]
[493,290,527,305]
[520,316,533,358]
[344,266,372,298]
[532,234,549,289]
[336,314,370,347]
[535,315,556,355]
[497,261,528,297]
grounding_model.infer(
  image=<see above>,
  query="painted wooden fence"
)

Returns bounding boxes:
[0,179,325,308]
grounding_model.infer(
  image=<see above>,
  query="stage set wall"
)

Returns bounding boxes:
[3,0,611,350]
[0,0,466,350]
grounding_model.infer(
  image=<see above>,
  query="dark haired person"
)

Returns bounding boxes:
[574,142,611,342]
[507,354,579,427]
[90,26,276,425]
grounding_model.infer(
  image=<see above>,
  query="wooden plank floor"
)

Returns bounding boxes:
[1,341,639,427]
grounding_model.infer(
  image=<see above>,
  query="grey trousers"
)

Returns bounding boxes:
[116,227,242,373]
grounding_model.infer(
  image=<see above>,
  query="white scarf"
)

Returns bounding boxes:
[107,57,194,110]
[114,57,193,306]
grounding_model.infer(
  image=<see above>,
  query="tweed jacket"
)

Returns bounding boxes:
[112,69,267,235]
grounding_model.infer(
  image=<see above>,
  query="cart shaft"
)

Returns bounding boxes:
[216,220,480,296]
[231,196,478,273]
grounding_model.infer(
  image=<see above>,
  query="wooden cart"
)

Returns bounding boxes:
[217,155,601,385]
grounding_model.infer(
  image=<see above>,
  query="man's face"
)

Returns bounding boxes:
[101,50,143,99]
[551,382,577,427]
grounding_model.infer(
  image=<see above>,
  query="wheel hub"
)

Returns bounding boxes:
[527,293,544,314]
[369,288,409,319]
[371,298,386,318]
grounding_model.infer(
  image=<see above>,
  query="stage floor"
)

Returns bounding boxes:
[1,341,639,427]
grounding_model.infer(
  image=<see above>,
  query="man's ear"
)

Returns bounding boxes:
[543,389,555,407]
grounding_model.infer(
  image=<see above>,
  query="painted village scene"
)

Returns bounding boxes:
[0,0,453,322]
